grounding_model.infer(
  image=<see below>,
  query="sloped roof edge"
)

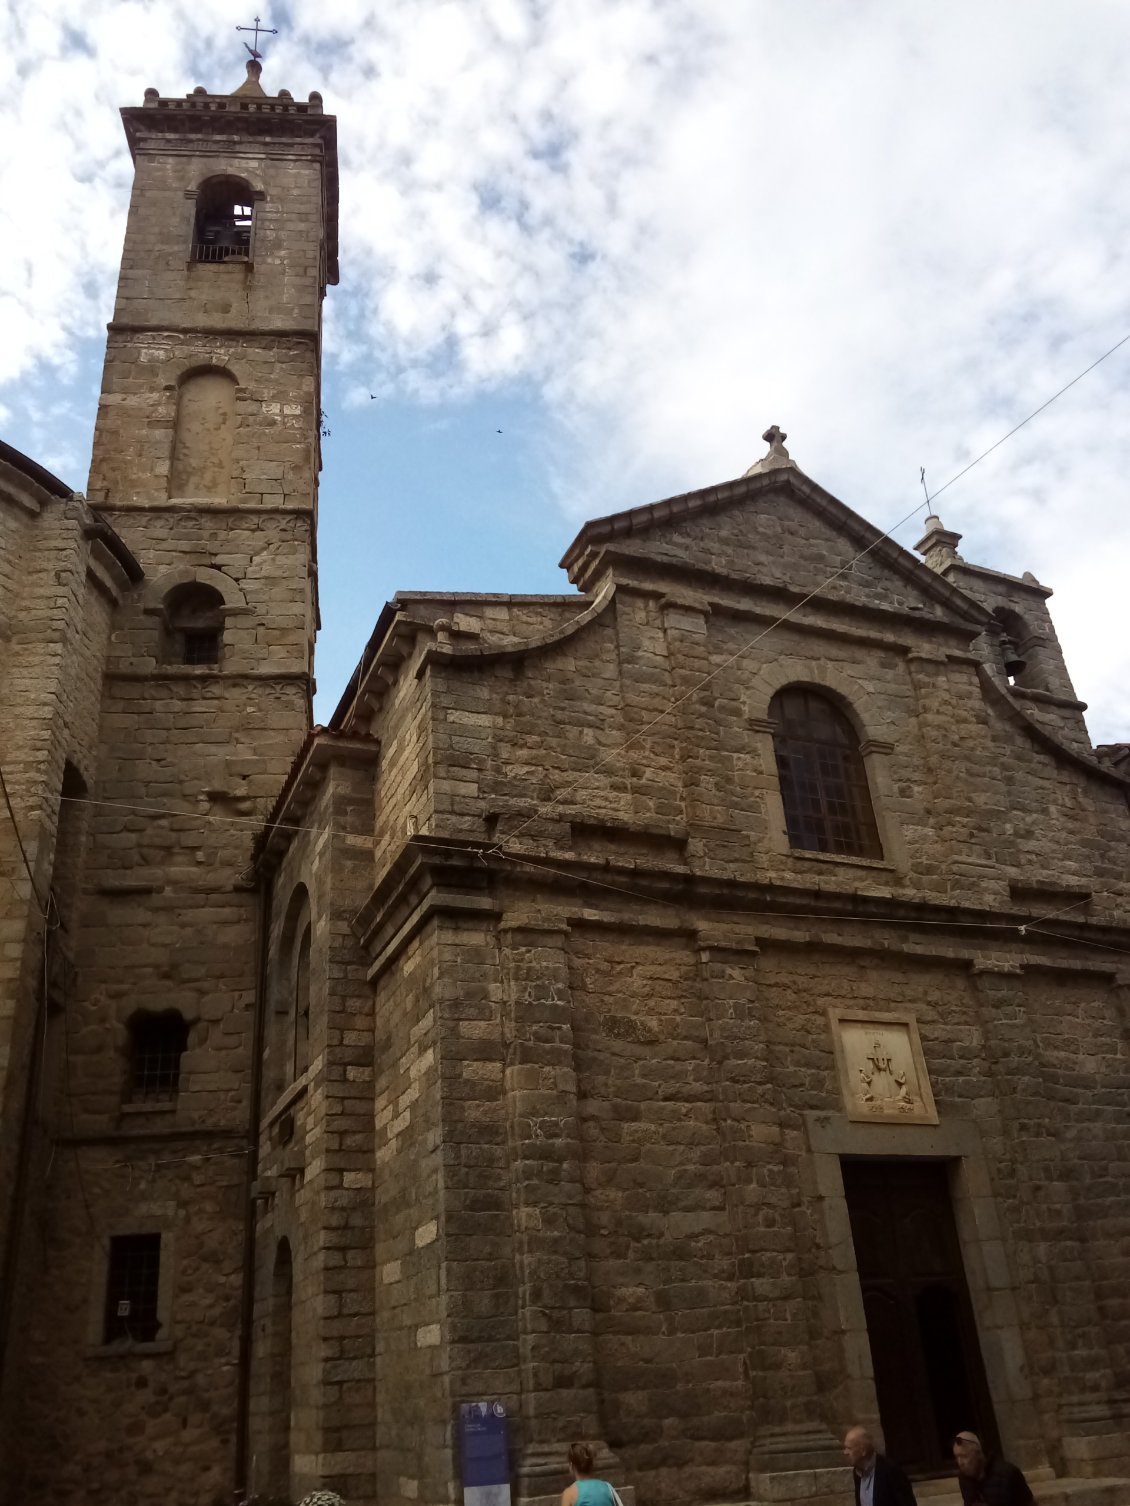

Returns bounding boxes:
[560,466,990,628]
[0,438,72,499]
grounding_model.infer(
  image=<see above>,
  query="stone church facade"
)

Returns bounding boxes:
[1,59,1128,1506]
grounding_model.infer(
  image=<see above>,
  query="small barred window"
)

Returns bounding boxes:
[103,1233,162,1344]
[127,1011,189,1103]
[162,582,225,667]
[770,687,882,859]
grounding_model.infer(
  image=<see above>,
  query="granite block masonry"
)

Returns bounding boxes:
[1,57,1129,1506]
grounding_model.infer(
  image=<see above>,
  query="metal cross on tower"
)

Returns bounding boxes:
[236,15,277,60]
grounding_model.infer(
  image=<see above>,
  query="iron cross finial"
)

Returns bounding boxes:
[236,15,278,61]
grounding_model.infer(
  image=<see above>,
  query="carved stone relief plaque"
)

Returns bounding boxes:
[829,1009,938,1125]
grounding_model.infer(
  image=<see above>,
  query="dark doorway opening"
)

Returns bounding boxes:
[842,1158,998,1473]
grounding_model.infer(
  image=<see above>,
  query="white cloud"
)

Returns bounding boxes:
[0,0,1128,736]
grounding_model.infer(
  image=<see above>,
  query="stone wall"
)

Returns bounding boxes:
[334,471,1130,1506]
[1,77,332,1505]
[0,470,138,1501]
[251,757,379,1505]
[371,920,448,1505]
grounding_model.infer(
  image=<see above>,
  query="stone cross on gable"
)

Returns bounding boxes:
[762,424,790,460]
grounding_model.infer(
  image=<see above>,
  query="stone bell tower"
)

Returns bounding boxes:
[0,60,338,1506]
[90,53,337,714]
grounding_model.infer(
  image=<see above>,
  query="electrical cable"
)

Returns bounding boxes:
[46,795,1130,943]
[491,331,1130,853]
[0,760,48,915]
[454,840,1129,946]
[925,330,1130,507]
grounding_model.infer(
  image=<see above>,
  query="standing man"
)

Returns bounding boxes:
[843,1426,918,1506]
[953,1431,1034,1506]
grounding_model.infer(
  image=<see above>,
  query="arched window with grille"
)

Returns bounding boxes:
[126,1010,189,1103]
[269,884,312,1099]
[192,175,255,263]
[161,582,225,666]
[769,687,883,859]
[292,921,311,1080]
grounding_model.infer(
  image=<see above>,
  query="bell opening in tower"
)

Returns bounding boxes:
[192,175,254,263]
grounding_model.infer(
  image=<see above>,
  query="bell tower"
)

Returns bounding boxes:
[1,60,339,1506]
[89,55,337,711]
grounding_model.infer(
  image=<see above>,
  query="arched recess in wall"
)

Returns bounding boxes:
[191,175,255,263]
[160,582,225,665]
[270,884,312,1098]
[51,761,89,934]
[266,1237,293,1501]
[168,367,238,499]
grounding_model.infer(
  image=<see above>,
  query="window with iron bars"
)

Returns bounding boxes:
[770,687,883,859]
[182,629,221,665]
[161,582,225,667]
[127,1011,189,1103]
[103,1233,162,1344]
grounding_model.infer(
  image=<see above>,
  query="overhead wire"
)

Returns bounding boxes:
[47,795,1130,947]
[456,841,1130,948]
[6,327,1127,1050]
[492,329,1130,854]
[925,330,1130,506]
[0,761,49,916]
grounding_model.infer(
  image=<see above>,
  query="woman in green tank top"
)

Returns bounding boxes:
[561,1442,618,1506]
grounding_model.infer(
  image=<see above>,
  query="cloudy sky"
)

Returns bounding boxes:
[2,0,1128,736]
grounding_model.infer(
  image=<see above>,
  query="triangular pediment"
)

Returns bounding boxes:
[560,464,988,631]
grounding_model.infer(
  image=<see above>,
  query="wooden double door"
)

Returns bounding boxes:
[842,1159,998,1473]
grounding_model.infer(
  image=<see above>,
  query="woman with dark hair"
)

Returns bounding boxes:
[560,1443,619,1506]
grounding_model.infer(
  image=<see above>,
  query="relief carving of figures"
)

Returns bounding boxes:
[854,1035,918,1113]
[832,1010,939,1127]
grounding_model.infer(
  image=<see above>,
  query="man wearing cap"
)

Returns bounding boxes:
[953,1431,1034,1506]
[843,1426,917,1506]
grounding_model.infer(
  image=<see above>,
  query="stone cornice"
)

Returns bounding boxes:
[351,833,1130,977]
[120,91,339,285]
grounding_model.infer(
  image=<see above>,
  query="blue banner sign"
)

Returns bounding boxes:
[459,1401,511,1506]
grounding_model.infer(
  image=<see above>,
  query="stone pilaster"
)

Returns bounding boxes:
[695,937,845,1506]
[499,921,628,1506]
[971,961,1130,1477]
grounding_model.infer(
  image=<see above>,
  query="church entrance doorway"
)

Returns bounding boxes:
[841,1158,998,1473]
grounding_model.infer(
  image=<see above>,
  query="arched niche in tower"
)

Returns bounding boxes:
[191,175,255,263]
[992,606,1046,691]
[168,367,237,499]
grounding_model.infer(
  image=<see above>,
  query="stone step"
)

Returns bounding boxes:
[741,1476,1130,1506]
[913,1480,1130,1506]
